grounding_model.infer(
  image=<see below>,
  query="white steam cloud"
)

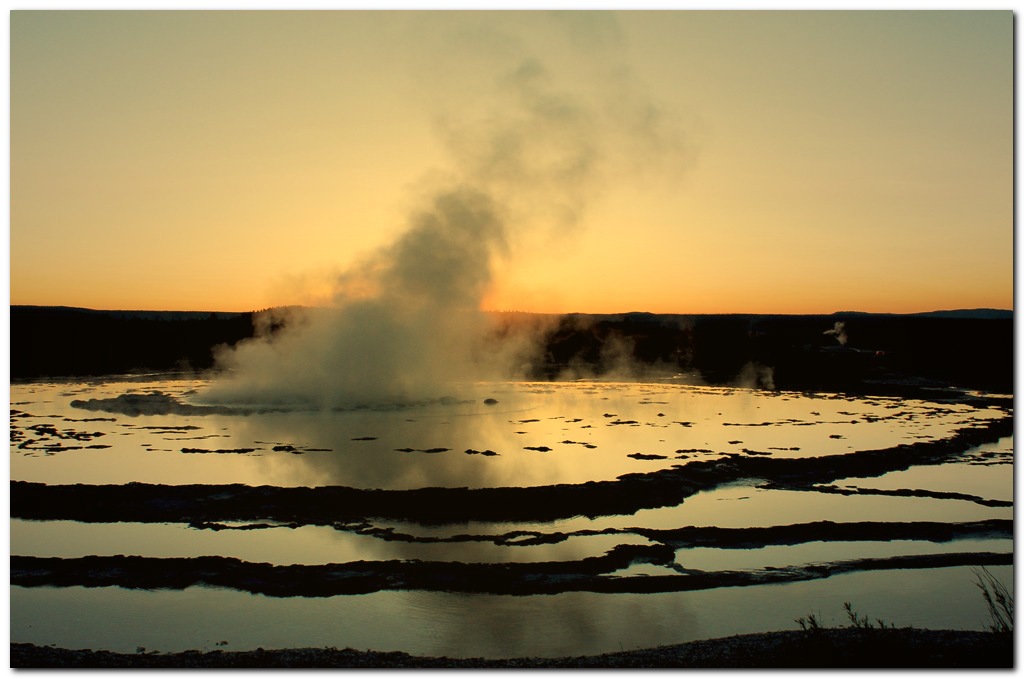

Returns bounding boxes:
[824,321,848,346]
[202,13,691,409]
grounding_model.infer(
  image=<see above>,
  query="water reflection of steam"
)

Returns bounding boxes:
[407,592,695,659]
[215,398,541,491]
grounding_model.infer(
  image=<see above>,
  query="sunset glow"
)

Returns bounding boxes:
[11,10,1012,315]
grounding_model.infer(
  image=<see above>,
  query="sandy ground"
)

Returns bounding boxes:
[11,628,1011,668]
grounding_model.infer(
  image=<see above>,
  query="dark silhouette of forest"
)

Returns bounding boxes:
[10,306,255,379]
[525,311,1012,394]
[10,305,1012,395]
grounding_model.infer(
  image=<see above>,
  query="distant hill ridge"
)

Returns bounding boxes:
[12,305,248,321]
[11,305,1012,320]
[833,308,1012,320]
[907,308,1012,319]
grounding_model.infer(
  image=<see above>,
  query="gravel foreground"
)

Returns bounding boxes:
[11,629,1012,668]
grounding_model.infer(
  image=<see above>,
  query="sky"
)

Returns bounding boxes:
[10,10,1013,315]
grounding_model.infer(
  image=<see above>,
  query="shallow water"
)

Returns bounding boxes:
[11,378,1006,489]
[10,566,1012,658]
[833,437,1013,501]
[9,376,1014,657]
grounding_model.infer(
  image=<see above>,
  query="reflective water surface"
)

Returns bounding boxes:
[10,376,1014,658]
[11,566,1012,658]
[11,377,1006,489]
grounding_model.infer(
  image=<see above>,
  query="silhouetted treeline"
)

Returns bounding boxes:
[10,306,255,379]
[10,306,1013,394]
[528,311,1013,394]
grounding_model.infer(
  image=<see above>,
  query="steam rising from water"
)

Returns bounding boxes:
[203,14,689,409]
[207,189,512,407]
[825,321,849,346]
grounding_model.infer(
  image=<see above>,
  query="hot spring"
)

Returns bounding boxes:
[10,375,1013,658]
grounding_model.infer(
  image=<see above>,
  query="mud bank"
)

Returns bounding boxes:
[11,416,1011,525]
[634,518,1011,549]
[10,628,1012,668]
[183,518,1011,553]
[11,549,1011,597]
[770,483,1013,507]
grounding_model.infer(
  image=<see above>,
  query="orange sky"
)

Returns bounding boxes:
[10,11,1013,315]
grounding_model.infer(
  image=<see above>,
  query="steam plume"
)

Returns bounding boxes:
[824,321,848,346]
[203,14,690,409]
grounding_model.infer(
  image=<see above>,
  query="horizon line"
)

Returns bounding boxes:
[9,303,1014,318]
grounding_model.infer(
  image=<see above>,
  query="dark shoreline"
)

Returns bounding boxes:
[11,628,1012,668]
[11,550,1013,597]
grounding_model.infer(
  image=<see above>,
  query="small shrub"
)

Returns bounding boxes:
[973,567,1013,634]
[796,603,893,632]
[843,601,891,630]
[796,569,1012,639]
[795,612,823,631]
